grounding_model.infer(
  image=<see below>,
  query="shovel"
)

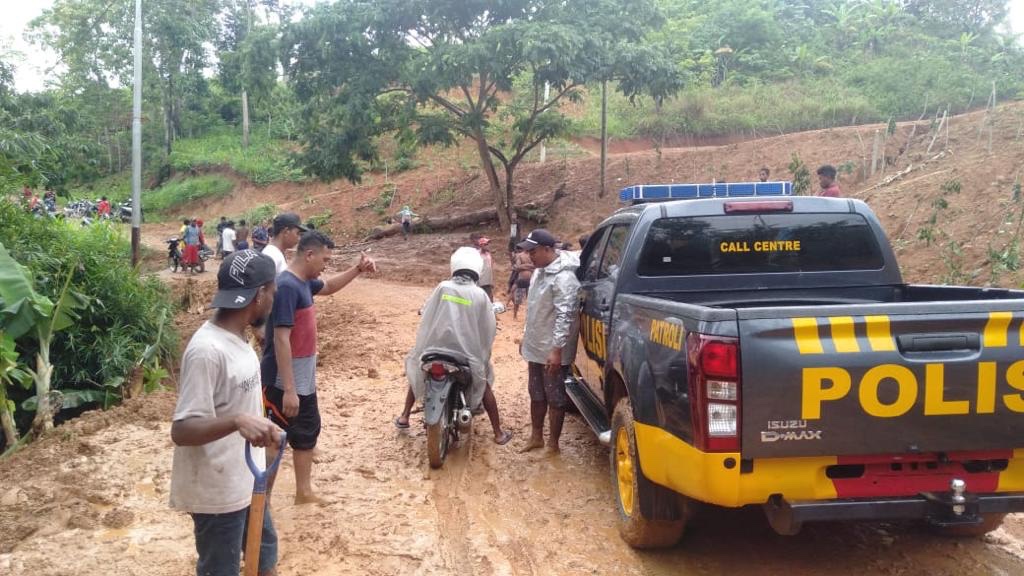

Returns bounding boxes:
[243,432,287,576]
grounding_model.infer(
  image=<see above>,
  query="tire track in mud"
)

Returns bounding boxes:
[429,440,475,574]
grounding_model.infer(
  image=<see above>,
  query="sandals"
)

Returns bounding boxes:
[393,416,410,430]
[494,430,513,446]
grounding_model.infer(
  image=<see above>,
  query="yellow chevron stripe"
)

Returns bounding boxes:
[792,318,824,354]
[984,312,1012,348]
[828,316,860,353]
[865,315,896,352]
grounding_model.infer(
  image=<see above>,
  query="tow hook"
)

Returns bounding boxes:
[950,478,967,516]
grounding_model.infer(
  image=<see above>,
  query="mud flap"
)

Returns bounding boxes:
[423,378,453,426]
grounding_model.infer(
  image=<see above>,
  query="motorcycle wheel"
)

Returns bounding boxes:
[426,392,454,469]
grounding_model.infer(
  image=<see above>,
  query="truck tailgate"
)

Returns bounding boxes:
[738,302,1024,459]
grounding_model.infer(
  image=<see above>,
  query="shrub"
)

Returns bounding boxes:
[0,200,178,431]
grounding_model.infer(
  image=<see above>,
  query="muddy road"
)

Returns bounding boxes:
[2,272,1024,576]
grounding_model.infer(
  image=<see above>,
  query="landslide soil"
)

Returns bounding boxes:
[4,104,1024,575]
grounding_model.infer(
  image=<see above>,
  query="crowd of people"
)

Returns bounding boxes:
[168,209,591,575]
[169,216,276,275]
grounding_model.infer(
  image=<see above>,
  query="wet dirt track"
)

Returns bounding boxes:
[2,276,1023,576]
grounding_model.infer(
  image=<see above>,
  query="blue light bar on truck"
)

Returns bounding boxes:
[619,181,793,204]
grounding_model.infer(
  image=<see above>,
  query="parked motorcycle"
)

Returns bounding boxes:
[419,353,473,468]
[167,238,182,272]
[118,198,142,223]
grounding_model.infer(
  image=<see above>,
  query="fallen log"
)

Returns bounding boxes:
[363,203,550,241]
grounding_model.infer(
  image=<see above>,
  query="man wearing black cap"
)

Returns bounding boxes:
[516,229,581,453]
[263,212,308,275]
[170,250,283,576]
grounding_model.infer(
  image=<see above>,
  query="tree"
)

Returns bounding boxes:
[218,0,282,148]
[282,0,680,231]
[31,0,222,155]
[903,0,1010,37]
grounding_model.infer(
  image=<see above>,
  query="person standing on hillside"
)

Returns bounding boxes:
[263,213,307,274]
[169,249,282,576]
[397,205,417,240]
[517,229,580,454]
[815,165,842,197]
[236,219,251,251]
[262,230,377,504]
[222,221,238,258]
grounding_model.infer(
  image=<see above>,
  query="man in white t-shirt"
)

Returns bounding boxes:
[221,221,237,257]
[170,249,281,576]
[263,212,307,274]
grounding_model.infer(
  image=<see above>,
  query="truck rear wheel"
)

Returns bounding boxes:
[611,398,687,548]
[932,513,1006,537]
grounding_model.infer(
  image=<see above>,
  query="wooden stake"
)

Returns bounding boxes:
[871,129,880,176]
[927,110,947,155]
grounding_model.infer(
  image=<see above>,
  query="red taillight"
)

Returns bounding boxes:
[687,333,741,453]
[701,341,737,378]
[429,363,447,379]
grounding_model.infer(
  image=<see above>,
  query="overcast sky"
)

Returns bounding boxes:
[3,0,1024,92]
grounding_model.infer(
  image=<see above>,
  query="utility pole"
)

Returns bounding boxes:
[131,0,143,267]
[599,79,608,197]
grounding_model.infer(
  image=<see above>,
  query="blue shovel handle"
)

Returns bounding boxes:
[245,432,287,494]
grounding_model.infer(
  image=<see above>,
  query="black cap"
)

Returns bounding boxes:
[272,212,308,235]
[516,228,558,250]
[210,250,277,309]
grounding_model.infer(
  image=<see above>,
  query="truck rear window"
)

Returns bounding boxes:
[637,213,884,276]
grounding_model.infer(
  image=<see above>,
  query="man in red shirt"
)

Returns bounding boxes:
[97,196,111,218]
[815,165,842,197]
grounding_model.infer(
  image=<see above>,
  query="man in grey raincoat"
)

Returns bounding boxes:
[395,247,513,445]
[517,229,581,454]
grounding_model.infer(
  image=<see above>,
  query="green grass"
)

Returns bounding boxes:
[67,173,132,203]
[235,203,277,226]
[572,81,879,139]
[169,128,306,185]
[144,175,235,214]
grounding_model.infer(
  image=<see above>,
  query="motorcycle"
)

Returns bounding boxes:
[118,198,143,223]
[420,352,473,468]
[166,238,182,272]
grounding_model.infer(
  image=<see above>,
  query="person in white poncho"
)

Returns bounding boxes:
[395,247,513,445]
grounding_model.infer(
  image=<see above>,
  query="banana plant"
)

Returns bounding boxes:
[0,334,31,449]
[0,242,87,437]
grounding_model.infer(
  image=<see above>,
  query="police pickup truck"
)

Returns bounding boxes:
[568,182,1024,548]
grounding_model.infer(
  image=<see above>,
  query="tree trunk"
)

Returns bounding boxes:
[472,132,511,234]
[364,204,551,241]
[242,89,250,150]
[0,384,19,449]
[30,348,54,436]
